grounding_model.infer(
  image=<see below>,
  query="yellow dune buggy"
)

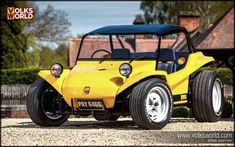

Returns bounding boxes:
[27,24,224,129]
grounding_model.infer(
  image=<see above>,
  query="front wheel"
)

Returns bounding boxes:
[26,78,70,127]
[129,78,173,129]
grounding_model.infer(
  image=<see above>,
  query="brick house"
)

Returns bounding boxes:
[177,7,234,68]
[196,7,234,49]
[196,7,234,68]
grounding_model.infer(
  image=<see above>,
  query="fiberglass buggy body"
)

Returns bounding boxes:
[27,24,223,129]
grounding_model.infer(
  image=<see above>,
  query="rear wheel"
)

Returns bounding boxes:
[192,71,224,122]
[129,78,173,129]
[93,113,120,121]
[26,78,70,127]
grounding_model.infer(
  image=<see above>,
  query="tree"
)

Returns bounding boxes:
[38,43,68,68]
[24,3,71,68]
[24,4,71,43]
[0,1,71,69]
[0,1,29,69]
[25,49,40,68]
[54,43,69,67]
[140,1,234,31]
[39,46,55,68]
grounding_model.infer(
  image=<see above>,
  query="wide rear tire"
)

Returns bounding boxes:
[192,71,224,122]
[26,78,70,127]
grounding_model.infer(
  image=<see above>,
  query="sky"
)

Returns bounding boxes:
[35,1,142,37]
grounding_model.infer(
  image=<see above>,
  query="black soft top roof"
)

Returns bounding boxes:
[87,24,186,36]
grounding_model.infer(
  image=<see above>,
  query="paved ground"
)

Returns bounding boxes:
[1,117,234,146]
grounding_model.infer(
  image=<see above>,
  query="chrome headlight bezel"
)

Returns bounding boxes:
[50,63,63,77]
[119,63,132,77]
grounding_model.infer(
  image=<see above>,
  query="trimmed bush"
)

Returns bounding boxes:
[188,108,194,118]
[172,107,189,118]
[199,67,233,85]
[222,101,233,118]
[1,68,41,84]
[173,105,233,118]
[214,68,233,86]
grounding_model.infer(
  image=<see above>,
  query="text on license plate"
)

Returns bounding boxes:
[77,100,104,110]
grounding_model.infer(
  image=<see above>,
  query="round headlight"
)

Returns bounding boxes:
[50,63,63,77]
[119,63,132,77]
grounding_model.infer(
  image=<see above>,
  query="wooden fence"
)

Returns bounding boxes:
[1,84,234,118]
[1,84,30,118]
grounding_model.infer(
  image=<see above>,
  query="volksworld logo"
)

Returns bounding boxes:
[7,7,34,20]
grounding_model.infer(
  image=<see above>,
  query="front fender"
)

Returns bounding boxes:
[117,70,168,95]
[38,69,71,95]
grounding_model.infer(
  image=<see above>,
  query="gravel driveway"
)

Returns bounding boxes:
[1,117,234,146]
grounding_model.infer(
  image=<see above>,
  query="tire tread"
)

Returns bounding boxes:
[192,71,223,122]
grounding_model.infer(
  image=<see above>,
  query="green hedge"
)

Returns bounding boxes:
[199,67,233,85]
[172,107,189,118]
[222,101,233,118]
[172,108,194,118]
[173,102,233,118]
[1,68,41,84]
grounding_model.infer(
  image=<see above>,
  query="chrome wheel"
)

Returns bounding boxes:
[212,79,222,114]
[145,86,169,123]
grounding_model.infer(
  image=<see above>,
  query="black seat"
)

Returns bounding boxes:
[156,48,176,74]
[131,52,156,58]
[111,48,131,59]
[158,63,176,74]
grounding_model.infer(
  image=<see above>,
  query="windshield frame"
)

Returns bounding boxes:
[76,31,195,62]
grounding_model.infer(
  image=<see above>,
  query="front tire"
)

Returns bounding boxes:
[192,71,224,122]
[26,78,70,127]
[129,78,173,129]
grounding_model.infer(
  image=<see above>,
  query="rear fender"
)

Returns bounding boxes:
[38,69,71,95]
[166,52,214,95]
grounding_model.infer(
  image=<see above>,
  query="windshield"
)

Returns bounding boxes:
[78,34,159,60]
[77,33,189,60]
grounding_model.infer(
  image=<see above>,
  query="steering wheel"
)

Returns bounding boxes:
[90,49,112,58]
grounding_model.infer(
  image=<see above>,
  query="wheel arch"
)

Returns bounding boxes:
[38,69,71,95]
[188,60,216,81]
[116,74,167,97]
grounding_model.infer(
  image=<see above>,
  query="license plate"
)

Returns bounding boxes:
[77,100,104,110]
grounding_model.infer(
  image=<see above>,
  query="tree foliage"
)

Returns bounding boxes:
[39,44,68,68]
[1,1,71,69]
[0,1,28,69]
[140,1,234,31]
[25,3,71,68]
[25,4,71,43]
